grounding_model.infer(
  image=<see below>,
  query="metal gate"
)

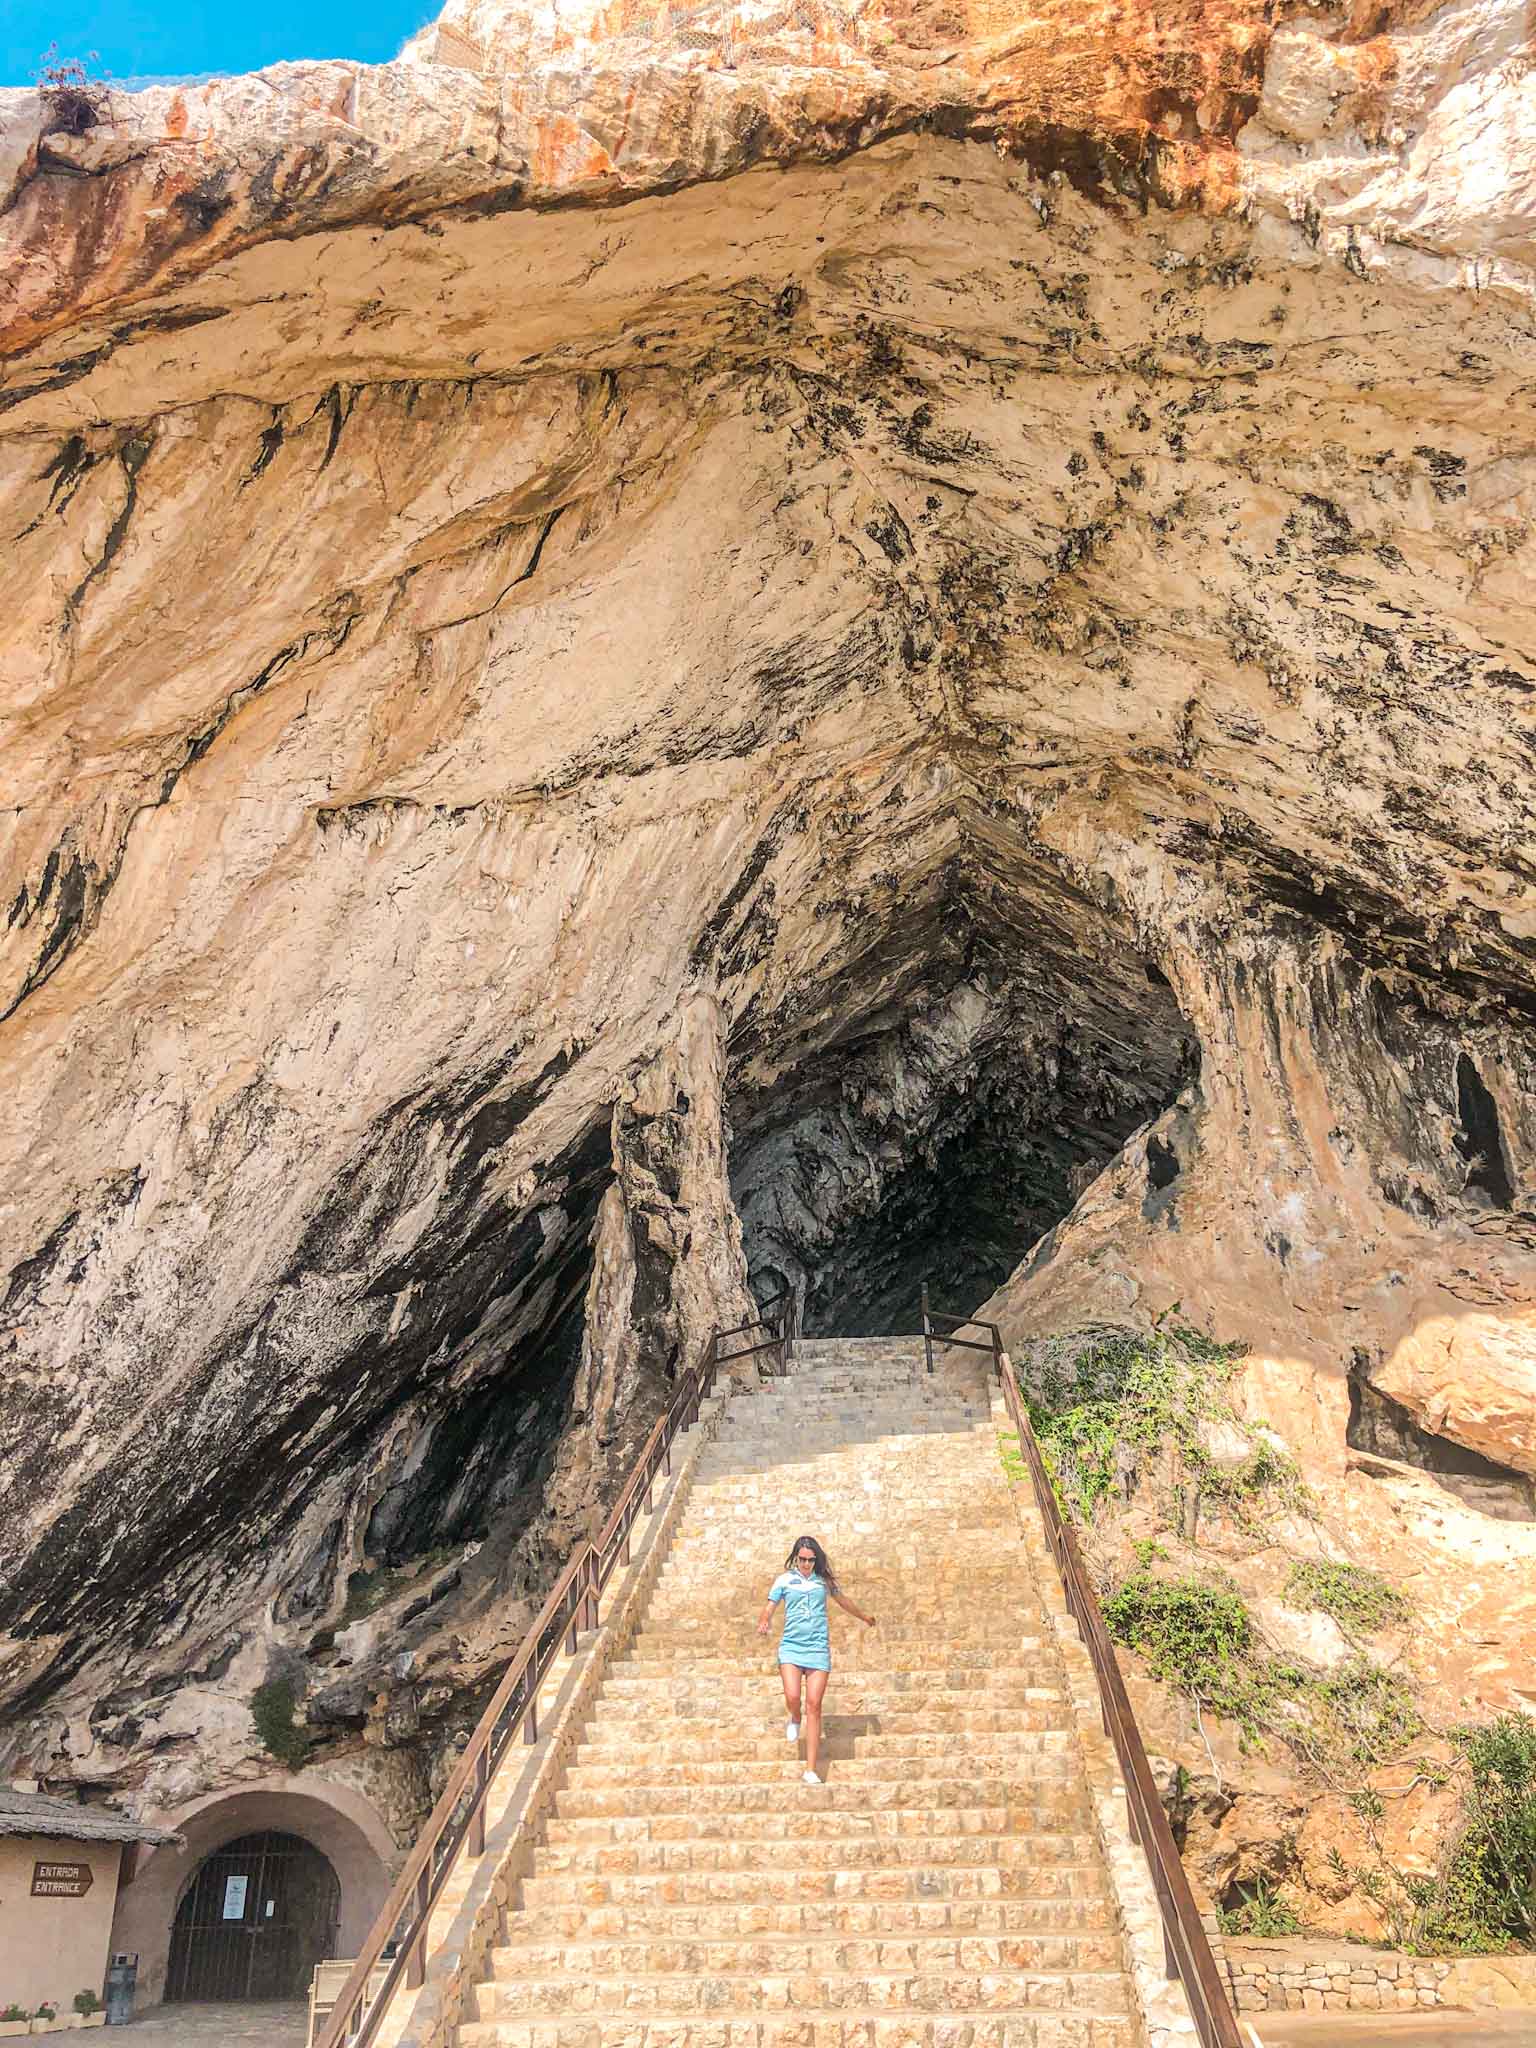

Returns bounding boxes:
[166,1830,340,2002]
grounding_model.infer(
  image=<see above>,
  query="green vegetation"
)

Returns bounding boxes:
[1217,1879,1304,1939]
[73,1991,102,2017]
[1102,1573,1283,1743]
[1285,1559,1409,1636]
[1102,1570,1421,1764]
[996,1431,1027,1486]
[1021,1314,1307,1536]
[250,1677,309,1770]
[1433,1716,1536,1949]
[1322,1719,1536,1954]
[1307,1663,1423,1768]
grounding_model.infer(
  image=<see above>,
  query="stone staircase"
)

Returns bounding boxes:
[456,1336,1140,2048]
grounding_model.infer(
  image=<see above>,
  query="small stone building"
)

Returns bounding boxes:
[0,1790,180,2016]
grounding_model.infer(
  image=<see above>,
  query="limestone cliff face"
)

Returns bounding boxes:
[1,0,1534,1892]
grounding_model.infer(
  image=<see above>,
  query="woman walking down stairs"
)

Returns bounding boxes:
[455,1337,1140,2048]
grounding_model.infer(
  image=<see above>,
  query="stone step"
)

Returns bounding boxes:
[640,1609,1040,1633]
[674,1537,1015,1552]
[551,1778,1090,1821]
[721,1402,979,1414]
[715,1409,980,1425]
[544,1796,1090,1842]
[471,1966,1131,2021]
[563,1752,1079,1790]
[579,1704,1074,1741]
[726,1381,971,1398]
[673,1497,1013,1512]
[458,2010,1135,2048]
[641,1597,1041,1624]
[613,1641,1049,1668]
[486,1931,1125,1980]
[507,1895,1117,1939]
[784,1352,931,1367]
[573,1730,1073,1766]
[641,1602,1039,1627]
[662,1543,1022,1565]
[701,1439,984,1459]
[529,1834,1105,1879]
[714,1408,982,1426]
[712,1418,984,1435]
[593,1682,1067,1717]
[593,1671,1056,1703]
[651,1561,1031,1587]
[692,1476,996,1492]
[720,1425,985,1439]
[697,1461,991,1479]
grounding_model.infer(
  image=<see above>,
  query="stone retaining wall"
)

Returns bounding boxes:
[1225,1937,1452,2014]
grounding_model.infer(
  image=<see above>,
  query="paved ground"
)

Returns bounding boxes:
[1248,2011,1536,2047]
[111,2003,307,2042]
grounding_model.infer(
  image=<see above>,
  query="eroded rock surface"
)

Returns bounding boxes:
[1,0,1534,1916]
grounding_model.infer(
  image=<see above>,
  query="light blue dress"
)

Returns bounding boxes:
[768,1568,831,1672]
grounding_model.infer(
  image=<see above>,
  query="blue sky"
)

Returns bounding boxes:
[2,0,437,88]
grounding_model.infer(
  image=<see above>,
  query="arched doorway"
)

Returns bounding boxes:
[165,1829,340,2002]
[112,1778,396,2008]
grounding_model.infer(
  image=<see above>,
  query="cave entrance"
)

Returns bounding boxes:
[166,1830,339,2002]
[728,850,1195,1335]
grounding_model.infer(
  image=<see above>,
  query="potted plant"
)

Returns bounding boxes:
[28,2007,61,2037]
[0,2007,31,2040]
[70,1993,104,2031]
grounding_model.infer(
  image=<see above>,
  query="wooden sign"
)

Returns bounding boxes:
[31,1860,93,1898]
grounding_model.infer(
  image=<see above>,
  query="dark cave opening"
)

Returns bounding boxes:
[1453,1052,1514,1209]
[729,860,1195,1335]
[1347,1356,1535,1523]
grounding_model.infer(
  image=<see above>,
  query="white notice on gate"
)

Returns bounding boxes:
[222,1874,250,1920]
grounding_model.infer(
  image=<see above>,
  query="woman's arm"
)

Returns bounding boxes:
[832,1590,877,1627]
[757,1577,784,1635]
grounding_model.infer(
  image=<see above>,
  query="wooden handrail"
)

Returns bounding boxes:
[921,1288,1242,2048]
[317,1277,798,2048]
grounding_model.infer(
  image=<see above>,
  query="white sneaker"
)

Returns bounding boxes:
[785,1720,799,1742]
[802,1769,820,1785]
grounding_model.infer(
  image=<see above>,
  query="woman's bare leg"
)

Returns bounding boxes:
[780,1662,804,1737]
[803,1669,829,1779]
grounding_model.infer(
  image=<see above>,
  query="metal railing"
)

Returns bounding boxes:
[920,1285,1243,2048]
[317,1279,796,2048]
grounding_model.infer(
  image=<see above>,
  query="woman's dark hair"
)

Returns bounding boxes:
[785,1534,838,1591]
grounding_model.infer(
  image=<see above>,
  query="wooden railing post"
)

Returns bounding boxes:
[469,1750,488,1858]
[920,1283,934,1374]
[407,1869,430,1988]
